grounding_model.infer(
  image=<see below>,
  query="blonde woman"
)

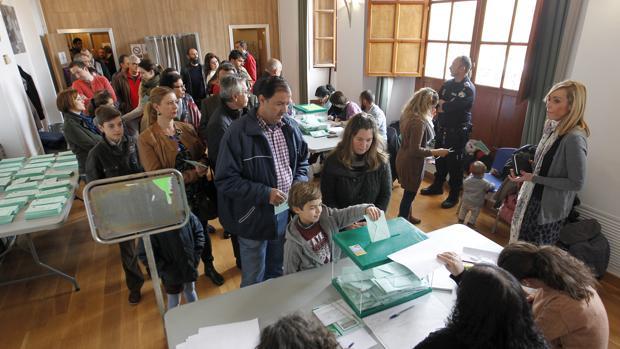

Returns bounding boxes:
[396,88,449,224]
[509,80,589,245]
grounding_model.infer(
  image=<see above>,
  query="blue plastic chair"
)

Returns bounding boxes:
[483,147,517,192]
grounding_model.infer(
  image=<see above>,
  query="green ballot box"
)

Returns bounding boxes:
[331,217,432,317]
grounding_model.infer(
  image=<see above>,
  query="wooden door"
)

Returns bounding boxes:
[42,33,72,93]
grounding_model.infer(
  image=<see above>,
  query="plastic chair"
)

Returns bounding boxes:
[483,147,517,192]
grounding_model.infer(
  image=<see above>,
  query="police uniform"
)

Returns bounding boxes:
[425,76,475,206]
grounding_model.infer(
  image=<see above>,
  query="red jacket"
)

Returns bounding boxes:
[71,75,117,115]
[244,52,257,82]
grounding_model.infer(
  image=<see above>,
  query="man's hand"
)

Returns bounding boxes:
[437,251,465,276]
[508,169,534,183]
[269,188,287,206]
[365,206,381,221]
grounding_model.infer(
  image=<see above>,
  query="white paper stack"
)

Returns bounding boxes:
[175,319,260,349]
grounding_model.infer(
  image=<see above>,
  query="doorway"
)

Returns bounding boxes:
[228,25,270,76]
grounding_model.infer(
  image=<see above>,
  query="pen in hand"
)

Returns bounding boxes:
[389,304,415,319]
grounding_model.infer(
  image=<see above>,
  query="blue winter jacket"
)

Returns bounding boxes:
[214,108,309,240]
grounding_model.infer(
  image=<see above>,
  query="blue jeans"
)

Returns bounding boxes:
[238,211,288,287]
[166,282,198,309]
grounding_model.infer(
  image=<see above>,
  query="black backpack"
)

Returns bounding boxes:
[556,219,610,278]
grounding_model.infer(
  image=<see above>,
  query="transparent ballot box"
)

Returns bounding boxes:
[332,217,431,317]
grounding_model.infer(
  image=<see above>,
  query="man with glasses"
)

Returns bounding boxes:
[69,61,117,115]
[112,54,142,114]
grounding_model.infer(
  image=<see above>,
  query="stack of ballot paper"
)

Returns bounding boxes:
[4,181,38,192]
[51,161,78,170]
[43,170,74,179]
[0,167,20,177]
[30,196,68,208]
[334,262,430,312]
[175,319,260,349]
[313,300,377,349]
[56,150,74,156]
[38,179,71,191]
[0,176,12,191]
[36,187,71,199]
[14,168,47,179]
[0,205,20,225]
[28,157,55,164]
[0,197,29,209]
[24,202,64,220]
[23,162,51,170]
[5,189,39,200]
[54,155,77,163]
[0,156,25,165]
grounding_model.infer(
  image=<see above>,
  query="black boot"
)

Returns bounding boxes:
[441,191,460,209]
[204,263,224,286]
[420,183,443,195]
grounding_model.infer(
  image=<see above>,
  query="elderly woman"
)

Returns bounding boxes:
[509,80,589,245]
[56,88,102,175]
[396,88,450,224]
[321,113,392,212]
[138,86,223,286]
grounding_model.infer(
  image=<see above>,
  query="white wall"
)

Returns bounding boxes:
[277,0,300,103]
[566,0,620,276]
[5,0,62,125]
[0,4,44,156]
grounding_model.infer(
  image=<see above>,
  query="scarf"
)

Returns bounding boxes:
[509,119,559,242]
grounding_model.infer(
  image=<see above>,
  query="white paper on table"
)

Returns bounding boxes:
[388,224,503,277]
[431,267,455,292]
[337,327,377,349]
[365,211,390,243]
[462,246,500,264]
[363,293,450,349]
[181,318,260,349]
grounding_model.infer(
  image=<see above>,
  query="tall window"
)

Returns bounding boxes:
[424,0,537,91]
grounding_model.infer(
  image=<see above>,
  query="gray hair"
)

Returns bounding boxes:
[128,54,141,64]
[266,58,282,72]
[457,55,472,77]
[220,74,247,102]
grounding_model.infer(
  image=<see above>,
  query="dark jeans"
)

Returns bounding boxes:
[433,150,465,193]
[230,233,241,268]
[196,217,215,265]
[398,190,417,218]
[119,239,144,292]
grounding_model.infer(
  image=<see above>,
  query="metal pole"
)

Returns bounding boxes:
[143,234,166,317]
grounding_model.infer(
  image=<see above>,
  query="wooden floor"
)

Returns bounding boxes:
[1,178,618,349]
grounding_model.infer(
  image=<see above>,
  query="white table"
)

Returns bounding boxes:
[0,169,80,291]
[164,224,502,348]
[303,134,342,153]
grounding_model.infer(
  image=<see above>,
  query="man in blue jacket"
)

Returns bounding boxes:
[215,76,309,287]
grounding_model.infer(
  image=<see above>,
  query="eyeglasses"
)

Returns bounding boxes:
[76,95,86,101]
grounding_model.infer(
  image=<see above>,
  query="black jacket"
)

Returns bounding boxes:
[62,111,102,175]
[320,154,392,211]
[207,102,245,168]
[181,64,206,103]
[215,109,309,240]
[151,213,205,286]
[85,135,142,182]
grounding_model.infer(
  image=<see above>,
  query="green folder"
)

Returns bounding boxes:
[0,177,12,190]
[0,205,20,216]
[56,150,74,156]
[43,170,74,179]
[51,161,78,169]
[0,162,23,170]
[14,168,47,178]
[30,196,68,207]
[38,179,71,191]
[23,163,50,170]
[293,103,328,114]
[28,157,55,164]
[0,168,20,176]
[30,154,55,160]
[54,155,77,163]
[0,214,15,225]
[333,217,428,270]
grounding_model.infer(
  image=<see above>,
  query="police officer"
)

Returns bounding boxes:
[420,56,475,208]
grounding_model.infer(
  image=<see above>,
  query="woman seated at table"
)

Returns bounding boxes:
[327,91,362,121]
[416,257,547,348]
[137,86,224,286]
[320,113,391,213]
[498,242,609,348]
[56,88,102,176]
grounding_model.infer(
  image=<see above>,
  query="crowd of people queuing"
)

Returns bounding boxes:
[57,42,607,348]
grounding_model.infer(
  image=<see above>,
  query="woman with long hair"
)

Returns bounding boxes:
[137,86,224,286]
[321,113,392,213]
[203,52,220,91]
[416,261,548,349]
[498,242,609,348]
[146,72,202,132]
[509,80,589,245]
[396,88,450,224]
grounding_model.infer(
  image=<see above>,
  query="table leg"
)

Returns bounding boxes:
[0,235,80,291]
